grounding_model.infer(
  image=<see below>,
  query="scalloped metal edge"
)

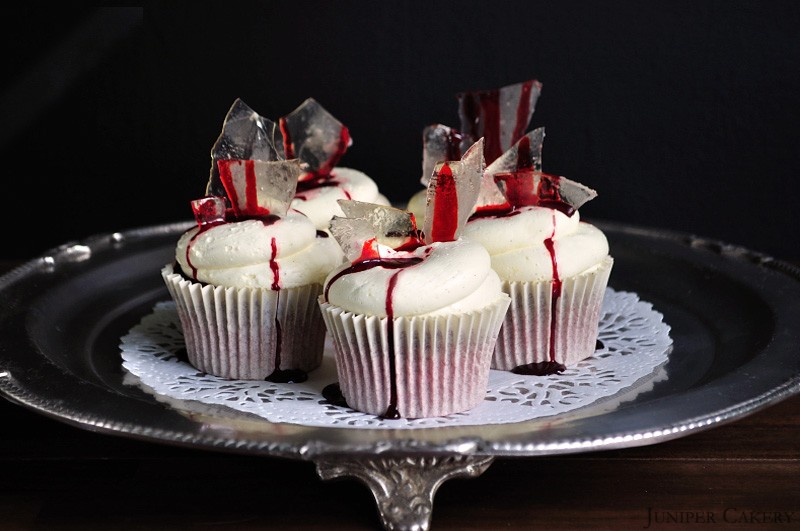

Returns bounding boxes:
[0,219,799,459]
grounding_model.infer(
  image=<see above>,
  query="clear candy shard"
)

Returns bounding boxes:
[280,98,352,179]
[494,171,598,212]
[457,79,542,163]
[420,124,468,187]
[486,127,546,176]
[190,196,227,227]
[331,200,419,262]
[207,98,285,198]
[486,126,596,212]
[545,174,598,210]
[217,159,302,218]
[423,138,485,244]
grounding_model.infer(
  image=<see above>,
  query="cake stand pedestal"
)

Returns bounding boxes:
[315,454,496,530]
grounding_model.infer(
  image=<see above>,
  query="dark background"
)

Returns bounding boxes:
[2,3,798,261]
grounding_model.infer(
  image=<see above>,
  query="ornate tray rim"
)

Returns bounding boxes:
[1,219,799,459]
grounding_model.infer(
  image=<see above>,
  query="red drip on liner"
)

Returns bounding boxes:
[324,254,423,419]
[544,210,562,363]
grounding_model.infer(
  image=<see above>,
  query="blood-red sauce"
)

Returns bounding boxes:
[217,160,275,219]
[511,80,537,143]
[278,117,294,159]
[458,79,538,163]
[543,211,562,363]
[293,174,352,202]
[515,134,533,170]
[511,210,565,376]
[280,116,351,181]
[324,255,423,419]
[430,164,459,242]
[469,203,517,220]
[459,88,501,162]
[322,382,348,407]
[183,210,308,382]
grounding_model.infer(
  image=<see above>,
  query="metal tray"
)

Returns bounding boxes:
[1,220,799,530]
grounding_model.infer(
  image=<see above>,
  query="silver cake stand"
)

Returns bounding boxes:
[1,220,799,530]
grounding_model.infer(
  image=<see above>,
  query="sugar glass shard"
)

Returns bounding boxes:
[420,124,468,187]
[206,98,285,198]
[486,127,546,176]
[494,171,597,214]
[331,200,419,261]
[423,139,485,244]
[280,98,352,179]
[457,79,542,163]
[190,196,227,227]
[217,159,302,218]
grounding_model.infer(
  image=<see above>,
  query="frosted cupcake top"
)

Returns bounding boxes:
[323,139,505,318]
[175,159,343,289]
[460,129,609,282]
[290,167,390,230]
[462,207,608,282]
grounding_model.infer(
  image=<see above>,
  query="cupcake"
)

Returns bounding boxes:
[319,139,511,419]
[461,128,613,374]
[407,79,542,222]
[162,157,343,381]
[208,97,390,233]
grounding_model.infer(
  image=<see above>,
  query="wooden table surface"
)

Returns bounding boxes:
[1,259,798,530]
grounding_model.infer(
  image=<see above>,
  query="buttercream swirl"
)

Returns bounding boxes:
[323,239,504,318]
[461,207,609,282]
[290,167,390,230]
[175,212,344,289]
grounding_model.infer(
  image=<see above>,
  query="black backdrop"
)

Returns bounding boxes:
[3,3,799,261]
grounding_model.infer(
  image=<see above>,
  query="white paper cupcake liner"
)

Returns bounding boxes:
[161,264,326,380]
[493,256,614,370]
[319,295,511,419]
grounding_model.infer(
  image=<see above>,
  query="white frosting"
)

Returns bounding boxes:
[290,167,391,230]
[175,211,344,289]
[461,207,609,282]
[323,239,505,318]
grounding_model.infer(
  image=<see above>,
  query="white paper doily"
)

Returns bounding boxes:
[120,289,672,429]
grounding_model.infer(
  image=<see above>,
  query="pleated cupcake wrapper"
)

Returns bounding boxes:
[493,256,614,370]
[319,295,511,419]
[161,265,325,380]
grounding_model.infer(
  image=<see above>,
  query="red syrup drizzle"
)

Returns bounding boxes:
[511,80,536,143]
[516,134,533,170]
[544,213,563,363]
[469,204,516,221]
[321,382,348,408]
[382,271,403,419]
[293,175,352,202]
[279,117,295,159]
[536,173,576,218]
[279,117,351,182]
[430,164,459,242]
[459,80,536,164]
[323,254,423,419]
[184,223,218,280]
[460,88,502,163]
[264,234,307,384]
[512,210,567,376]
[218,160,275,220]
